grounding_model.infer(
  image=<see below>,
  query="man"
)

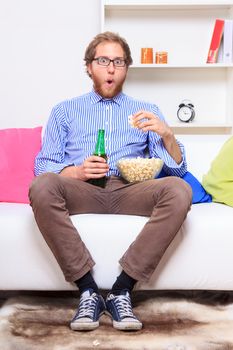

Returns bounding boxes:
[29,31,192,332]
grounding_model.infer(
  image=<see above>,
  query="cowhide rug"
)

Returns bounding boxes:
[1,291,233,350]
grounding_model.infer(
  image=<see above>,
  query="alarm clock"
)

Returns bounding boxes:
[177,100,195,123]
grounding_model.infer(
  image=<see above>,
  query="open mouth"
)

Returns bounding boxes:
[106,79,114,87]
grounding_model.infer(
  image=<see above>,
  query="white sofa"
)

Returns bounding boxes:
[1,134,233,291]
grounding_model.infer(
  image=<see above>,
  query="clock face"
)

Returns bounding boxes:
[178,106,193,122]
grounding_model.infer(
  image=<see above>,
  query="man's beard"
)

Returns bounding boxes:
[92,76,126,99]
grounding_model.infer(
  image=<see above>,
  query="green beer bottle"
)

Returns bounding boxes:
[89,129,107,188]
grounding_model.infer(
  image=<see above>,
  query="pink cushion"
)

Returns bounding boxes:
[0,127,42,203]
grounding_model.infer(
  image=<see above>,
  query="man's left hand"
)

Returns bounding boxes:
[132,110,173,139]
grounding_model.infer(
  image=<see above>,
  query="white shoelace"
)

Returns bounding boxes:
[112,293,136,319]
[77,292,98,319]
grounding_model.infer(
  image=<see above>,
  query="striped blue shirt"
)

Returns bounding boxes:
[35,90,187,177]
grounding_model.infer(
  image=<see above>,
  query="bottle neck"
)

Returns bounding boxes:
[94,129,106,158]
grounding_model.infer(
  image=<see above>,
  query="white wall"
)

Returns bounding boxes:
[177,134,229,181]
[0,0,231,164]
[0,0,100,128]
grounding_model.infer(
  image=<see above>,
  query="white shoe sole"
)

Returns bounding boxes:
[113,319,142,331]
[105,311,142,331]
[70,320,99,331]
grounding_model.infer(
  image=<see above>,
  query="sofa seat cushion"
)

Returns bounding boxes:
[0,202,233,291]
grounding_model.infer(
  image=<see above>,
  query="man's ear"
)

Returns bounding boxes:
[86,63,92,78]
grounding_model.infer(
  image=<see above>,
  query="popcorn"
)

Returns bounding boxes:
[128,114,148,128]
[128,115,137,128]
[117,157,163,183]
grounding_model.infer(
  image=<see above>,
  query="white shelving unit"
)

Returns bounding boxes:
[101,0,233,133]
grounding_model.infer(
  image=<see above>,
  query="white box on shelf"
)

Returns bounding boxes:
[223,19,233,63]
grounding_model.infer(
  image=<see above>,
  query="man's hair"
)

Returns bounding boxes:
[84,31,133,73]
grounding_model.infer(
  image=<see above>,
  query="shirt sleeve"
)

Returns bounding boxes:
[34,103,73,175]
[148,105,187,177]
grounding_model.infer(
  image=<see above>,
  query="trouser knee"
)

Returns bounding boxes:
[29,172,60,206]
[166,176,192,211]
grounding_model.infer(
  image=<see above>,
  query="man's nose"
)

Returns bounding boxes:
[107,61,115,72]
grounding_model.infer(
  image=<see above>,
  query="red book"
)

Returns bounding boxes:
[207,19,224,63]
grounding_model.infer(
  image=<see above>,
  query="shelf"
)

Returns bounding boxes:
[103,1,233,11]
[171,124,232,135]
[102,0,233,134]
[130,63,233,68]
[171,122,232,128]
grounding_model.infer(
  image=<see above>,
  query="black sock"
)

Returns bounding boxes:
[75,271,99,295]
[111,270,137,295]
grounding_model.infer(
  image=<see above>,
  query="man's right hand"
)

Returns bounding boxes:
[60,155,109,181]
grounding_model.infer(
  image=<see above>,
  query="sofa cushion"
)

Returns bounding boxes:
[0,126,42,204]
[1,202,233,290]
[182,171,212,204]
[158,170,212,204]
[202,136,233,207]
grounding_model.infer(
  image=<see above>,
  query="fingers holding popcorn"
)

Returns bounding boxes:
[129,110,171,137]
[128,111,149,129]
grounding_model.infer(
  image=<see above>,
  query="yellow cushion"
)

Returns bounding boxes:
[202,136,233,207]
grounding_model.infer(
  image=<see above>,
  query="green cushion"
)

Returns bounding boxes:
[202,136,233,207]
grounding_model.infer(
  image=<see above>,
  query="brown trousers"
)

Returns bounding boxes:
[29,174,192,283]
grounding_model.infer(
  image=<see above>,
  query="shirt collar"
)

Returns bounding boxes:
[90,90,125,106]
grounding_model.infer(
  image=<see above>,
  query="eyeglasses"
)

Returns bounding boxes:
[93,56,126,67]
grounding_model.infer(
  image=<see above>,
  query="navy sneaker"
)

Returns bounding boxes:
[105,289,142,331]
[70,289,106,331]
